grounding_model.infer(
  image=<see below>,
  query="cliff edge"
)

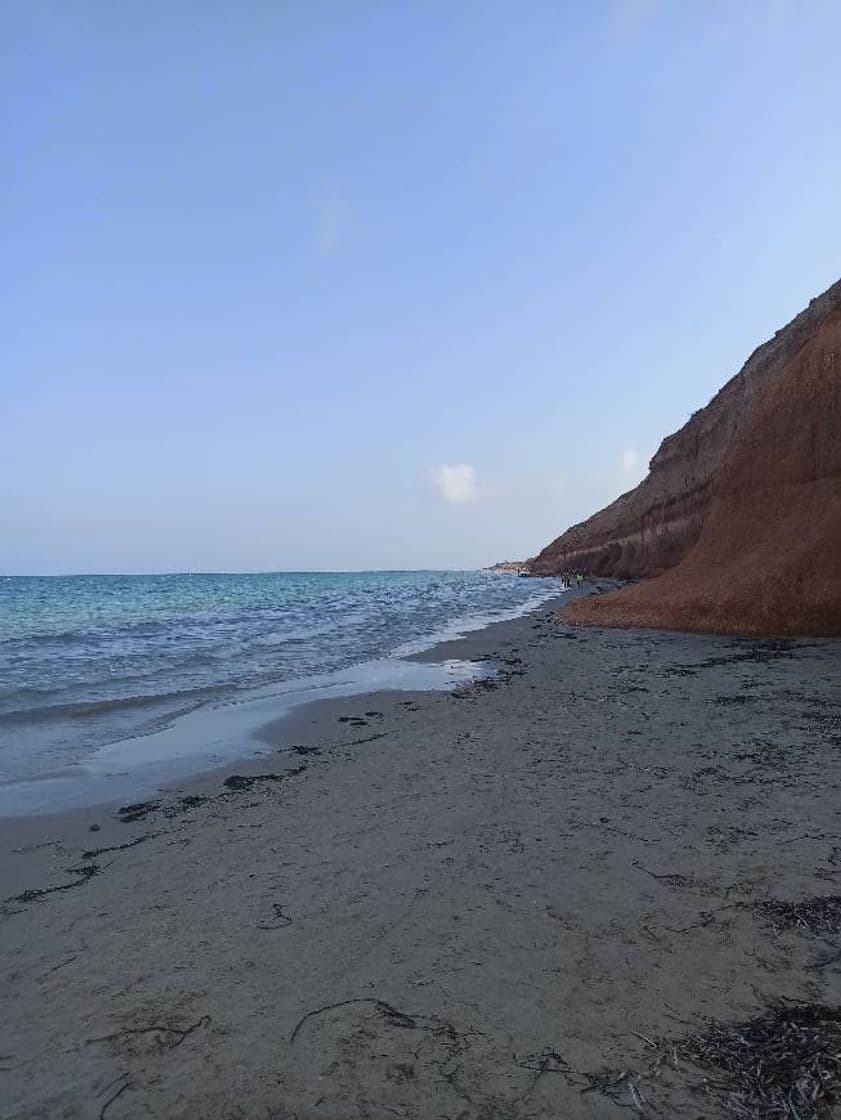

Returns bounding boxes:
[530,279,841,636]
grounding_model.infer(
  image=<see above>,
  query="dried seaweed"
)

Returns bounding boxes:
[117,801,159,823]
[665,643,797,677]
[98,1078,132,1120]
[754,896,841,936]
[583,1003,841,1120]
[115,795,207,824]
[87,1015,210,1050]
[582,1067,648,1113]
[222,765,306,791]
[81,833,160,861]
[289,997,464,1049]
[9,861,104,904]
[681,1002,841,1120]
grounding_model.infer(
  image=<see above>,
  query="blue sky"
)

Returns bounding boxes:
[3,0,840,573]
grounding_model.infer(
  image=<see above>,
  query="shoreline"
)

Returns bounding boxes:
[0,591,571,890]
[2,601,840,1118]
[0,581,567,819]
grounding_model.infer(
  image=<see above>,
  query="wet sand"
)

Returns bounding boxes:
[2,600,841,1118]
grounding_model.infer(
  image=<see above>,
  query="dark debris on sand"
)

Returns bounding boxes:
[116,795,208,824]
[754,896,841,936]
[8,862,103,905]
[586,1003,841,1120]
[451,656,525,700]
[222,765,306,792]
[665,641,799,677]
[681,1002,841,1120]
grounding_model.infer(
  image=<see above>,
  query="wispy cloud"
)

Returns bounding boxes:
[428,465,568,507]
[621,446,640,474]
[619,445,650,487]
[315,192,346,256]
[430,463,480,505]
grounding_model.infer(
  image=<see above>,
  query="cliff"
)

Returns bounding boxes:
[530,278,841,636]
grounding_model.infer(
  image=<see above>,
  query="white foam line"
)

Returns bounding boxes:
[391,581,563,658]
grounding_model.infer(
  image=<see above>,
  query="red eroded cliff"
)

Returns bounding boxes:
[530,279,841,636]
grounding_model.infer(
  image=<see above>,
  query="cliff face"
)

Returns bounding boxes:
[530,279,841,636]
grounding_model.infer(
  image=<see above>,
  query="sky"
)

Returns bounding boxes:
[3,0,841,574]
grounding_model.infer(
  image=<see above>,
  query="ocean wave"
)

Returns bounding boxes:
[0,683,228,727]
[0,570,561,781]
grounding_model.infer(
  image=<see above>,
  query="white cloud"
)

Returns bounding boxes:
[428,465,566,508]
[621,446,640,474]
[618,446,650,489]
[430,463,479,505]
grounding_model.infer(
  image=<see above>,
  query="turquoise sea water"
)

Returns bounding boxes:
[0,570,558,797]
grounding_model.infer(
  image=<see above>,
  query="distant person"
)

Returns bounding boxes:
[576,572,584,590]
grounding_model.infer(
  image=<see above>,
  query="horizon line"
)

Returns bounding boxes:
[1,565,505,579]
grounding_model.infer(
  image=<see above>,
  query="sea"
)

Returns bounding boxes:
[0,570,560,814]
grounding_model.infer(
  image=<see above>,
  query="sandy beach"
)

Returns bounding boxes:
[2,597,841,1119]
